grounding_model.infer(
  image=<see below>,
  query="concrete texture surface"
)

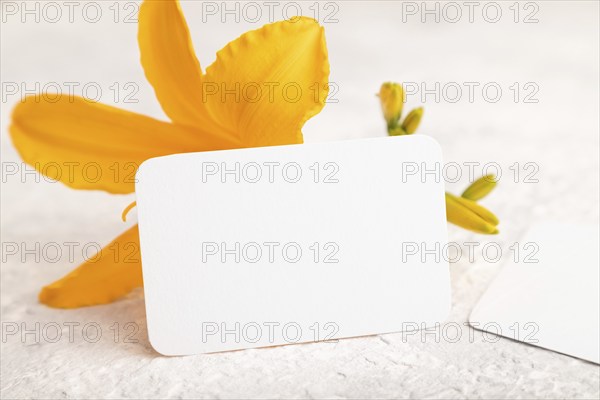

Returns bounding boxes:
[1,1,599,398]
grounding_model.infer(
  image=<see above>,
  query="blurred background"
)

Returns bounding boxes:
[1,1,599,398]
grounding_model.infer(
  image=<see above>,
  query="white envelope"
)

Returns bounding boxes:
[136,136,450,355]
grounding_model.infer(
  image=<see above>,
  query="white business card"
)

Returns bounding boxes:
[470,222,600,364]
[136,136,450,355]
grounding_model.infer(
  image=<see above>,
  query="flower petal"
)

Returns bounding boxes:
[39,226,143,308]
[204,17,330,147]
[9,96,238,194]
[138,0,230,138]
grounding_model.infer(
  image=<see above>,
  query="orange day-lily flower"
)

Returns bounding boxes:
[9,0,330,308]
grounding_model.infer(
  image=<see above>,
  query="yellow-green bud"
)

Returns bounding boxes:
[461,175,497,201]
[445,192,499,234]
[378,82,404,129]
[401,107,423,135]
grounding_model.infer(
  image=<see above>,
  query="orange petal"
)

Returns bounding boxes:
[138,0,232,140]
[203,17,330,147]
[9,96,238,194]
[39,226,143,308]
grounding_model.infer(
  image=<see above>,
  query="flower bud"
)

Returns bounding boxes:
[461,175,497,201]
[401,107,423,135]
[445,192,499,234]
[378,82,404,129]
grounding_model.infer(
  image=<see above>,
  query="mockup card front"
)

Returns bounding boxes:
[136,136,450,355]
